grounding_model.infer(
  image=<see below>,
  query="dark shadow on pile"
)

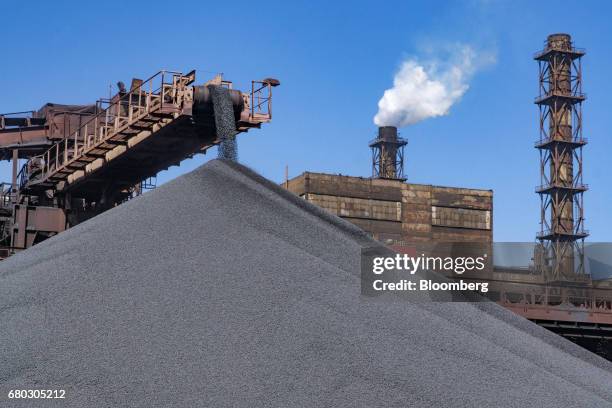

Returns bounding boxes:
[1,159,612,407]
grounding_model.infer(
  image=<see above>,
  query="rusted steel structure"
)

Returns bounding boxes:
[450,267,612,357]
[286,111,612,358]
[0,69,278,257]
[534,34,589,283]
[286,172,493,246]
[370,126,407,180]
[287,125,492,250]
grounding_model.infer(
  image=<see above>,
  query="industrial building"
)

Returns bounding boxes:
[283,34,612,360]
[0,34,611,360]
[286,128,492,248]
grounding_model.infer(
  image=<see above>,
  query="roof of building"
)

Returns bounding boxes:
[289,170,494,195]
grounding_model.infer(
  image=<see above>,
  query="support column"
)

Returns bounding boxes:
[11,149,18,204]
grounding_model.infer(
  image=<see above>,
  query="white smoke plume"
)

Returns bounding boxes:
[373,46,495,128]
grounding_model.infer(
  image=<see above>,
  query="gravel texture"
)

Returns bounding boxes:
[1,159,611,407]
[210,85,238,161]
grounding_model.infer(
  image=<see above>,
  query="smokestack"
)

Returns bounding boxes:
[534,33,588,281]
[378,126,398,141]
[369,126,407,180]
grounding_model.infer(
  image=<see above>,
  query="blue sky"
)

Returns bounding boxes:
[1,0,610,241]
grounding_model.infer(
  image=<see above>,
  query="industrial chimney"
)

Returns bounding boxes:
[369,126,407,180]
[534,33,588,282]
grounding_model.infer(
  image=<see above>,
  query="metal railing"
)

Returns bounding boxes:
[501,293,611,313]
[535,182,589,192]
[0,183,12,209]
[21,70,195,188]
[141,176,157,191]
[534,91,586,102]
[250,80,274,121]
[536,228,589,238]
[534,136,588,146]
[533,46,586,59]
[0,111,38,130]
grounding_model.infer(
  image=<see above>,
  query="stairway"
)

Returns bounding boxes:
[21,70,196,192]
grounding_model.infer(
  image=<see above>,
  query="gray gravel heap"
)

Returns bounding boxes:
[1,159,612,407]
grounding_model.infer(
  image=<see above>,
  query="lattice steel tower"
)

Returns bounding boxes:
[534,34,588,282]
[370,126,407,180]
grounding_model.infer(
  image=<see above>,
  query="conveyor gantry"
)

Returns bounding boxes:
[0,69,278,254]
[18,70,277,201]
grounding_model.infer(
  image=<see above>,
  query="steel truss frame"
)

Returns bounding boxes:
[535,40,589,282]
